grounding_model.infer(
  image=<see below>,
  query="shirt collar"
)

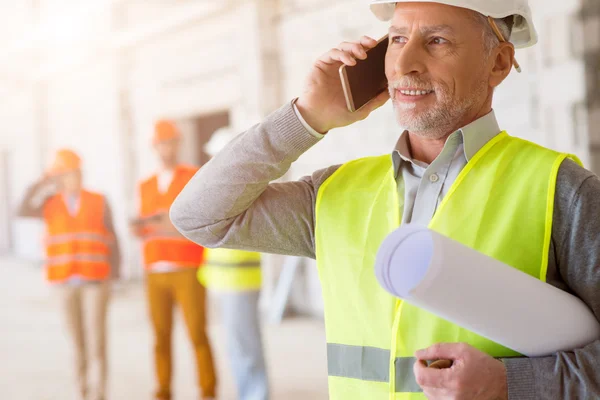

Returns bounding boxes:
[158,168,175,176]
[392,110,501,176]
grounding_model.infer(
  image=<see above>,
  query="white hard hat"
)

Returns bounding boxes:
[370,0,537,49]
[205,126,237,157]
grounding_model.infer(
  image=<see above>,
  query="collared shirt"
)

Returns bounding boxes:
[292,101,502,226]
[157,169,175,194]
[61,193,99,286]
[149,168,179,274]
[62,193,81,216]
[392,110,501,226]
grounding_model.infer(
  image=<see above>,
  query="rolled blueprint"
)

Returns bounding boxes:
[375,224,600,357]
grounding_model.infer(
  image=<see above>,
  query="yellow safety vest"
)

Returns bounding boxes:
[315,132,580,400]
[198,248,262,292]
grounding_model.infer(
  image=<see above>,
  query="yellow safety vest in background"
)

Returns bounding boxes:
[198,248,262,292]
[315,132,580,400]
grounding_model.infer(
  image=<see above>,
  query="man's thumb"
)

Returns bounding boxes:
[415,343,461,361]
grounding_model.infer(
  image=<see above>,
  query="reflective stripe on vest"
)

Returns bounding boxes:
[142,231,195,247]
[315,132,581,399]
[43,190,112,282]
[142,230,185,240]
[327,344,422,392]
[139,165,204,269]
[47,254,110,265]
[45,232,111,245]
[199,248,262,291]
[46,232,111,258]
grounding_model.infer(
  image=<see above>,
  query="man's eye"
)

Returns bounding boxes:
[391,36,408,44]
[430,37,448,45]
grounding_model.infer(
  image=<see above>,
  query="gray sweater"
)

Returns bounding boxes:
[171,101,600,399]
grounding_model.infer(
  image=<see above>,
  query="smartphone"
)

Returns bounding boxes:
[339,35,389,113]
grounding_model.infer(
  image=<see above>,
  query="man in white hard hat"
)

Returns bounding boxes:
[171,1,600,399]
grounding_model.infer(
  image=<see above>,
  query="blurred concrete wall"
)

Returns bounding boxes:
[0,0,597,316]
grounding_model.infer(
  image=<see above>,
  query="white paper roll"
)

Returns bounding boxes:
[375,224,600,357]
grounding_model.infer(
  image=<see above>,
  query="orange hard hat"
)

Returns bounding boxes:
[47,149,81,176]
[153,120,181,144]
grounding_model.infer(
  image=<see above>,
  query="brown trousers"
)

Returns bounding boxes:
[59,282,110,400]
[146,269,217,399]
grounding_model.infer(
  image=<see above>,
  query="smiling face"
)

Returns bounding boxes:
[385,2,497,138]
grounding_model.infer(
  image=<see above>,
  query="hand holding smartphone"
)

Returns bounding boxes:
[295,35,390,133]
[339,35,389,112]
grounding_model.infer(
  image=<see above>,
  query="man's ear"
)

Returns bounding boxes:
[489,42,515,88]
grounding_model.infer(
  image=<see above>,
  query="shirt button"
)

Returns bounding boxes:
[429,173,439,183]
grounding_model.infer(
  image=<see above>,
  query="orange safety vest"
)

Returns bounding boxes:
[140,165,204,269]
[43,190,112,283]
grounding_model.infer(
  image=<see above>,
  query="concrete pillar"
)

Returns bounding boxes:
[246,0,285,312]
[581,2,600,173]
[584,16,600,172]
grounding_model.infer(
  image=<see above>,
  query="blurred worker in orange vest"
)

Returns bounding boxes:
[130,120,217,400]
[17,149,121,400]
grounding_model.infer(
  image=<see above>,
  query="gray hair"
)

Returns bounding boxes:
[471,12,515,54]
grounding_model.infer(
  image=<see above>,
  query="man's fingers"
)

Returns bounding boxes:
[318,49,357,66]
[415,342,466,361]
[336,37,380,60]
[337,42,368,60]
[414,358,453,390]
[360,35,378,49]
[356,90,390,118]
[353,90,390,120]
[318,36,379,66]
[429,359,454,369]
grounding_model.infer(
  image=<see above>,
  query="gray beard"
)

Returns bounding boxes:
[390,78,488,139]
[393,98,474,139]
